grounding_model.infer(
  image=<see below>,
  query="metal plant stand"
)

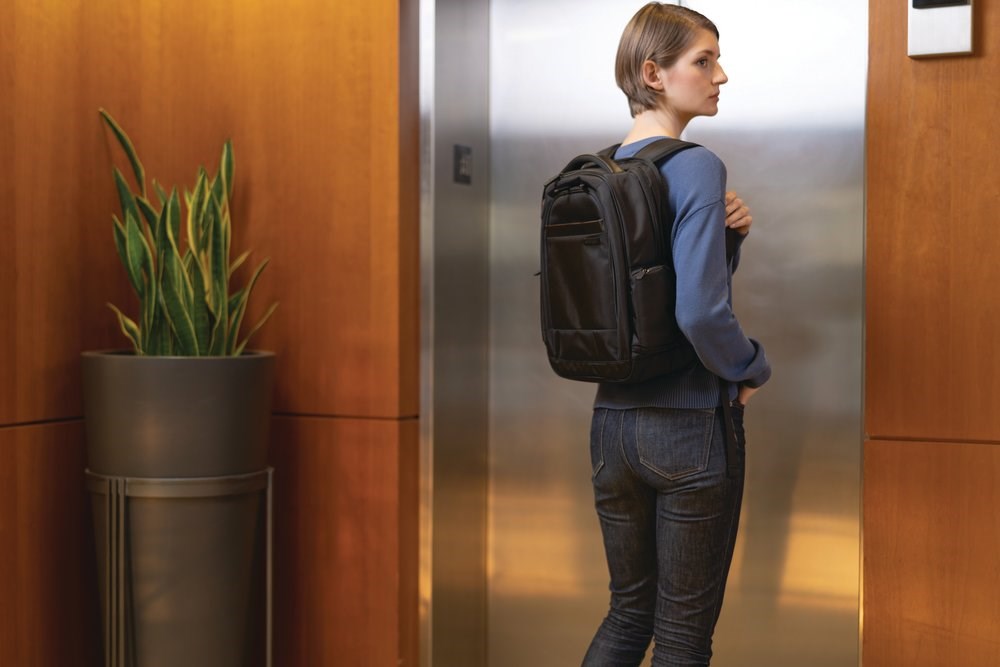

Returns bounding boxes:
[85,468,273,667]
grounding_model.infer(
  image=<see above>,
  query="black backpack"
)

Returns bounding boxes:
[539,137,699,383]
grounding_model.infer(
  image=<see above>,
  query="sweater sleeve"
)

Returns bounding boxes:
[666,149,771,388]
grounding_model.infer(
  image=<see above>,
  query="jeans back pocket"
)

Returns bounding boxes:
[635,408,715,481]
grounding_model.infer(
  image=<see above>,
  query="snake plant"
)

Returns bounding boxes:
[99,109,276,356]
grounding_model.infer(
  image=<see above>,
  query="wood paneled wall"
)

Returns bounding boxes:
[864,440,1000,666]
[865,1,1000,664]
[1,1,419,665]
[0,424,102,666]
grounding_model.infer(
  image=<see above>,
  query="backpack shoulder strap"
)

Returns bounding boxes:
[596,137,700,164]
[632,137,700,163]
[597,144,620,159]
[625,138,737,260]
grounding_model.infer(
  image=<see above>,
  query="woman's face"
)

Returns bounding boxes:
[656,29,728,121]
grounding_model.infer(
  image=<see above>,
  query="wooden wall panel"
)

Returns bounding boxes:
[0,1,13,419]
[218,0,420,418]
[866,0,1000,441]
[270,416,419,666]
[0,422,101,666]
[1,0,131,425]
[864,440,1000,667]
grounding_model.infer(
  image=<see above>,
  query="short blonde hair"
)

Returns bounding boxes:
[615,3,720,117]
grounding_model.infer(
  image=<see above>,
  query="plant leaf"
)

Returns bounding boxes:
[126,210,156,348]
[210,172,226,213]
[136,196,160,242]
[226,257,269,353]
[112,167,141,229]
[228,250,250,278]
[124,211,151,299]
[112,214,128,274]
[227,288,245,314]
[155,290,177,354]
[220,140,234,200]
[99,109,146,197]
[153,180,169,207]
[190,253,212,352]
[107,303,142,353]
[142,266,157,352]
[161,245,199,355]
[207,196,229,355]
[233,302,278,356]
[225,288,247,354]
[147,302,169,355]
[167,188,181,251]
[162,204,199,354]
[187,170,208,256]
[154,194,169,268]
[199,191,216,261]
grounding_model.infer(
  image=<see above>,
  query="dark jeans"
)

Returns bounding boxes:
[582,405,745,667]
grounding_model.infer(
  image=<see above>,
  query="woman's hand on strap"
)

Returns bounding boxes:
[725,191,753,236]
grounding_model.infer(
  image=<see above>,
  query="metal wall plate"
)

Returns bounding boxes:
[908,1,973,58]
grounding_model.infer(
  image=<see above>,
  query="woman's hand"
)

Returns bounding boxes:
[725,191,753,236]
[736,384,759,406]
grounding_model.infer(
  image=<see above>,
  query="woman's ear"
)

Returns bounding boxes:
[641,60,665,91]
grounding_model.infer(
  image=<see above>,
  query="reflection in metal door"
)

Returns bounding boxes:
[485,1,866,666]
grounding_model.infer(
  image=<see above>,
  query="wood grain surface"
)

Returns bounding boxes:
[270,415,419,666]
[866,0,1000,441]
[864,439,1000,667]
[0,422,101,666]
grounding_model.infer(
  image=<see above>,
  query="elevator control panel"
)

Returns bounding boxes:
[908,0,973,57]
[454,144,473,185]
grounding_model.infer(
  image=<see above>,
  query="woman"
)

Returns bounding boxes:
[583,4,771,666]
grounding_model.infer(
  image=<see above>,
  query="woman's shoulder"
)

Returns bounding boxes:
[659,145,727,209]
[662,144,726,177]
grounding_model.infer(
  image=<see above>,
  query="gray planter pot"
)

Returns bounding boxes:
[81,350,275,667]
[83,351,274,477]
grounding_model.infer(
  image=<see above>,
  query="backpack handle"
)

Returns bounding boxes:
[563,154,623,174]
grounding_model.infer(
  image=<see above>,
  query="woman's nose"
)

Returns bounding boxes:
[714,64,729,85]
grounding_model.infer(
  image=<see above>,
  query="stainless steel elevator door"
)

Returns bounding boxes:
[487,1,866,665]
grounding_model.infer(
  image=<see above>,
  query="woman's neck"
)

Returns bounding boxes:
[621,108,689,146]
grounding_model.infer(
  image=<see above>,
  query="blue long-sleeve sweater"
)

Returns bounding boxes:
[594,137,771,410]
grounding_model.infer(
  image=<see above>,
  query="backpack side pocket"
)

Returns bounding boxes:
[629,264,681,352]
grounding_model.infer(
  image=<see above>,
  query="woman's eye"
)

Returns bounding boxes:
[697,59,709,67]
